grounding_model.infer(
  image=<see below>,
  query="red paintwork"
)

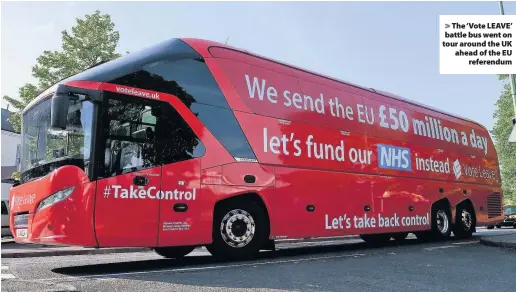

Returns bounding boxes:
[158,158,203,246]
[64,80,102,90]
[10,38,504,249]
[95,166,162,247]
[9,166,97,246]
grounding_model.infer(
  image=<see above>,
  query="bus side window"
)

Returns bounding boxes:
[102,95,161,177]
[159,103,205,165]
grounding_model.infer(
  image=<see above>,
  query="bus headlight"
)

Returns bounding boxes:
[37,187,75,212]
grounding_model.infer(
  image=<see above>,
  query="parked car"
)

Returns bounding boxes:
[1,179,14,237]
[487,205,516,229]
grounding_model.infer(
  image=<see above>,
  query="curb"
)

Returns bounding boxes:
[479,237,516,250]
[2,247,152,258]
[1,237,15,244]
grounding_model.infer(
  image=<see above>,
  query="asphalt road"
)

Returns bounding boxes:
[2,228,515,292]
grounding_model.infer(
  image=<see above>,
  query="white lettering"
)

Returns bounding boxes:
[324,212,430,230]
[104,186,198,201]
[415,154,451,174]
[245,75,267,101]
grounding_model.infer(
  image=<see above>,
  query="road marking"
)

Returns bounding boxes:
[1,266,15,280]
[1,274,15,280]
[424,245,458,251]
[13,279,77,291]
[36,252,367,282]
[452,241,479,245]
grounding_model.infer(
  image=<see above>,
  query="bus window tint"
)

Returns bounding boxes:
[109,57,256,160]
[159,103,206,165]
[191,103,255,160]
[110,59,229,108]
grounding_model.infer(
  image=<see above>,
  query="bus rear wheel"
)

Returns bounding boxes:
[453,205,475,239]
[430,204,452,240]
[154,246,195,259]
[416,204,452,242]
[207,200,268,260]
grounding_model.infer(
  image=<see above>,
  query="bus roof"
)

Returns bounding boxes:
[25,37,487,132]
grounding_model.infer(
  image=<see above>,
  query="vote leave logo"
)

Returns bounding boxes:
[453,159,462,180]
[11,194,36,208]
[103,185,197,201]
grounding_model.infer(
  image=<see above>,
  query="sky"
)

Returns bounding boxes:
[1,1,515,133]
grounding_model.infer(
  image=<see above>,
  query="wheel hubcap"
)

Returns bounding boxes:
[436,210,449,234]
[220,209,256,248]
[461,209,472,231]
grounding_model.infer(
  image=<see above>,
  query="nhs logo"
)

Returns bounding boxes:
[377,144,412,171]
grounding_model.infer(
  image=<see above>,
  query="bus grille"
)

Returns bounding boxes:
[487,193,502,218]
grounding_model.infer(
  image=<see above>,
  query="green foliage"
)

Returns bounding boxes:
[492,74,516,205]
[3,83,40,132]
[2,10,121,132]
[498,74,509,81]
[11,171,20,181]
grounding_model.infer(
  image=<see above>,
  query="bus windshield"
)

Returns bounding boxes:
[20,97,94,181]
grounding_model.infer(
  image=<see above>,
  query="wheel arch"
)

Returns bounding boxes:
[213,192,272,238]
[454,199,477,232]
[432,198,452,213]
[432,197,452,222]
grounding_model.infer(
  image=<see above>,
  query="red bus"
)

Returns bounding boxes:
[9,38,504,260]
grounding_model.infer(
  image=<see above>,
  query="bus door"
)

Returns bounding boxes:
[95,92,164,247]
[156,102,205,247]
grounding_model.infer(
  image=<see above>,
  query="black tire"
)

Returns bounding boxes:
[154,246,195,259]
[417,204,452,242]
[496,225,502,229]
[453,204,475,239]
[206,200,268,260]
[391,232,409,242]
[430,204,452,240]
[360,234,391,245]
[431,204,452,240]
[487,225,494,229]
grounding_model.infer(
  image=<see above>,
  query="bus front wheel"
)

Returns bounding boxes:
[207,199,268,260]
[154,246,196,259]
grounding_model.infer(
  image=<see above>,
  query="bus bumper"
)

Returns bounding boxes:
[9,166,98,247]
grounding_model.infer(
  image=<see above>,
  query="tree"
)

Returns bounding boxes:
[2,10,121,132]
[2,84,39,132]
[492,75,516,205]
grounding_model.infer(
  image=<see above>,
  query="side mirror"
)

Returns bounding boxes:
[50,94,70,130]
[509,118,516,144]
